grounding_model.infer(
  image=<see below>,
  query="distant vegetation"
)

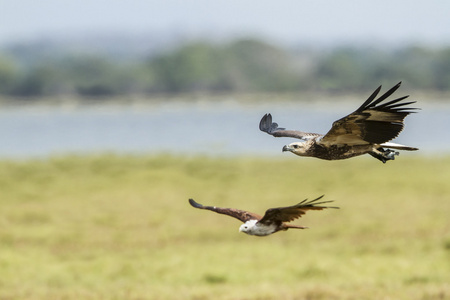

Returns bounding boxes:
[1,38,450,99]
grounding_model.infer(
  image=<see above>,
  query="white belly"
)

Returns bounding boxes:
[247,223,278,236]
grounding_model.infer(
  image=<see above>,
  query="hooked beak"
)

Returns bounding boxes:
[282,145,291,152]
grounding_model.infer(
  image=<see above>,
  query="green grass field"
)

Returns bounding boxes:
[0,154,449,299]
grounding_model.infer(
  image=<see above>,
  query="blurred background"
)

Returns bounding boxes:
[1,0,450,157]
[2,2,450,299]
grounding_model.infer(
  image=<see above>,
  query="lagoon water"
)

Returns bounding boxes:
[0,99,448,158]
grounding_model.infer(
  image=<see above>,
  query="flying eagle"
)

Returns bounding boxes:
[188,196,338,236]
[260,82,419,163]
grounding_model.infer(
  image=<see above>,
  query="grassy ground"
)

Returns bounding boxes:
[0,154,449,299]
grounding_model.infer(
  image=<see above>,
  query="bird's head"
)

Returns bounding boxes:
[282,141,309,156]
[239,219,258,234]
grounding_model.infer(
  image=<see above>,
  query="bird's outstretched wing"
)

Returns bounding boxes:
[259,113,322,140]
[319,82,419,147]
[258,195,338,225]
[188,199,261,223]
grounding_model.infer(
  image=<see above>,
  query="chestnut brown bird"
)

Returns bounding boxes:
[188,196,338,236]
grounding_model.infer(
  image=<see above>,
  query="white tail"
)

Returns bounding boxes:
[380,142,418,151]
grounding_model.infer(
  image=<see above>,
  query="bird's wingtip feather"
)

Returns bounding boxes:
[188,198,203,208]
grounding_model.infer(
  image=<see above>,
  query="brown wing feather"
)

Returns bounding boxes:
[258,195,338,225]
[319,82,419,146]
[259,113,322,140]
[188,199,261,223]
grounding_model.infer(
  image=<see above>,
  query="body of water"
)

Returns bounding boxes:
[0,100,448,158]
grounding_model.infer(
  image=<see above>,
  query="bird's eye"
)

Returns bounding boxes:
[293,145,299,149]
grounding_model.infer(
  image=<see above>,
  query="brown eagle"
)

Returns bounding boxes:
[260,82,418,163]
[188,196,338,236]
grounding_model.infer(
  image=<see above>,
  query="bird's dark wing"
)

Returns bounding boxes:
[188,199,261,223]
[259,113,323,140]
[319,82,419,147]
[258,195,338,225]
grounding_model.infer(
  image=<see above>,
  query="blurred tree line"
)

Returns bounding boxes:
[1,38,450,98]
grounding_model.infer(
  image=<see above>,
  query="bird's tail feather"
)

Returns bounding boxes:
[380,142,418,151]
[286,224,309,230]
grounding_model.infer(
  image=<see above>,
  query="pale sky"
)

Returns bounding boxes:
[1,0,450,46]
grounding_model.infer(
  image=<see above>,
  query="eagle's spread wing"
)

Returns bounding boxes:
[319,82,418,147]
[259,113,322,140]
[188,199,261,223]
[258,195,338,225]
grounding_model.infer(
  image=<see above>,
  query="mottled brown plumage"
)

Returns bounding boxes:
[260,82,419,163]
